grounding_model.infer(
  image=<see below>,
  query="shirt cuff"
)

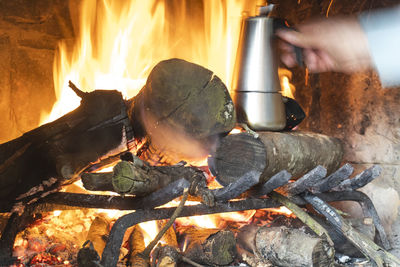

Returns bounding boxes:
[359,6,400,87]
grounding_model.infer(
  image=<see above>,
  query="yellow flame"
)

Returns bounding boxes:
[279,68,296,99]
[266,206,293,216]
[139,220,160,246]
[41,0,260,125]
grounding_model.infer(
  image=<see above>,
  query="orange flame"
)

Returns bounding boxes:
[41,0,262,124]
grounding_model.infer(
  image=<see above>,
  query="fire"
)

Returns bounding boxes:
[41,0,260,125]
[139,220,160,246]
[13,1,300,265]
[279,68,296,99]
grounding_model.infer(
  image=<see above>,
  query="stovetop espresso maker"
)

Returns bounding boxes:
[232,4,300,131]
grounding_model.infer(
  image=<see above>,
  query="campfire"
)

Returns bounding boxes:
[1,0,400,267]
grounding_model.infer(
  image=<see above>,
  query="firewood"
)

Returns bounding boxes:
[0,88,132,213]
[158,220,178,247]
[254,226,334,267]
[183,227,237,266]
[129,58,236,164]
[85,215,111,257]
[77,240,101,267]
[0,58,237,213]
[108,160,203,196]
[100,198,279,267]
[80,172,114,192]
[153,245,180,267]
[209,131,344,186]
[237,224,334,267]
[152,221,180,267]
[82,157,215,206]
[129,226,149,267]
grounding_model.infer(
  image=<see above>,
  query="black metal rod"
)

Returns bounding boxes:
[100,198,280,267]
[213,170,261,202]
[41,178,190,210]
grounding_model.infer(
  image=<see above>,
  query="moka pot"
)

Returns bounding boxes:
[232,5,293,131]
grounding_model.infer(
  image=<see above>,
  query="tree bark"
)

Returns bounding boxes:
[182,227,237,266]
[238,225,335,267]
[209,131,344,185]
[154,245,180,267]
[0,89,132,212]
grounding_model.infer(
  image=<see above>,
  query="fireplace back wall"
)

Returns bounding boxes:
[1,0,400,244]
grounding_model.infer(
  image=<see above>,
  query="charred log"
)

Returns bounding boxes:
[0,88,132,212]
[77,241,101,267]
[183,228,237,266]
[100,198,279,267]
[0,59,236,212]
[209,131,344,185]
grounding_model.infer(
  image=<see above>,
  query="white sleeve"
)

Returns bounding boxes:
[359,6,400,87]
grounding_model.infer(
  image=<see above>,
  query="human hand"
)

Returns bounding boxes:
[276,16,372,73]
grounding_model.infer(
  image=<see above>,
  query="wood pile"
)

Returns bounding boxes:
[0,58,398,267]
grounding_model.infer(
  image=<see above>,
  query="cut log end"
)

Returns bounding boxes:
[210,133,266,186]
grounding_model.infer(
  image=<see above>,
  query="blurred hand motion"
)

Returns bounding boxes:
[277,16,372,74]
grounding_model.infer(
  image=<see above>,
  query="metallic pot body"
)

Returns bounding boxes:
[233,91,285,131]
[232,11,286,131]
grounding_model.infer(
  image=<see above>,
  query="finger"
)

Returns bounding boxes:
[316,50,336,72]
[276,29,311,49]
[303,49,320,72]
[279,41,294,53]
[281,53,297,68]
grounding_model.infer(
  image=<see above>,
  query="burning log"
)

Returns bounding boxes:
[237,225,334,267]
[130,58,236,164]
[85,215,111,257]
[158,220,179,247]
[209,131,344,186]
[183,227,237,266]
[77,241,101,267]
[0,87,132,213]
[153,245,180,267]
[129,226,149,267]
[0,58,236,213]
[100,198,279,267]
